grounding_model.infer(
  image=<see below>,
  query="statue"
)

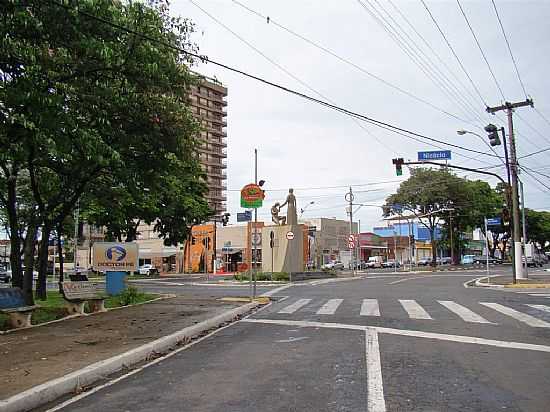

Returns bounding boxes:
[271,202,286,226]
[279,188,298,226]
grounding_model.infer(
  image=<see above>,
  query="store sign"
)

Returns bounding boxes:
[240,183,265,208]
[93,242,138,272]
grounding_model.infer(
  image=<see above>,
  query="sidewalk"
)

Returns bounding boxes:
[478,273,550,288]
[0,295,243,400]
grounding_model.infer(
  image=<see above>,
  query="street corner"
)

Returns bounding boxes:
[218,296,271,305]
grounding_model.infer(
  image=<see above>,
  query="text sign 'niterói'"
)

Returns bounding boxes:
[418,150,452,161]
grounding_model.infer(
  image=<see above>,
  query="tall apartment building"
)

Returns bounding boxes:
[188,78,228,216]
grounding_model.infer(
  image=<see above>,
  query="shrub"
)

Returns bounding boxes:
[116,286,144,306]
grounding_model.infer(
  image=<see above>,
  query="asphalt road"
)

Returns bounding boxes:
[43,269,550,412]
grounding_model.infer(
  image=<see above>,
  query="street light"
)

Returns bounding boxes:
[300,201,315,217]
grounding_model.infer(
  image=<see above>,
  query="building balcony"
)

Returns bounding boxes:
[208,170,227,179]
[207,192,227,202]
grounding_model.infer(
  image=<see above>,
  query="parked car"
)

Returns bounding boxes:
[0,267,11,283]
[473,255,502,265]
[366,256,383,269]
[437,257,452,265]
[136,264,159,276]
[417,257,432,266]
[382,260,400,268]
[461,255,475,265]
[322,261,345,271]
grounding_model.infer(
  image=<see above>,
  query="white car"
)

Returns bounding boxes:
[137,264,158,276]
[322,261,345,271]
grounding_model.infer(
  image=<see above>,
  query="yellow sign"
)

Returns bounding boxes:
[93,242,138,272]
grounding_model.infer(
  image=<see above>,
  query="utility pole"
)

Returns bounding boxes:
[251,148,258,300]
[487,98,533,282]
[346,187,355,275]
[73,199,79,271]
[449,211,454,264]
[520,179,528,277]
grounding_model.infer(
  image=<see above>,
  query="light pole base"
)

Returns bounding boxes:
[514,242,527,280]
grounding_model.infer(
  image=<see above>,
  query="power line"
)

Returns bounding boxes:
[491,0,528,98]
[518,146,550,160]
[519,166,550,192]
[188,0,399,157]
[420,0,488,107]
[46,0,500,162]
[456,0,506,101]
[230,0,476,125]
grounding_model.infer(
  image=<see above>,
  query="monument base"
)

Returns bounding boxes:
[261,225,304,274]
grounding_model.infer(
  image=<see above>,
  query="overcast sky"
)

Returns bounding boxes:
[173,0,550,231]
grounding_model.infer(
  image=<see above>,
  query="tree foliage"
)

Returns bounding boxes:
[1,0,211,302]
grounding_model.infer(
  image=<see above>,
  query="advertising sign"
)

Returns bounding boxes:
[418,150,452,161]
[240,183,265,208]
[93,242,138,272]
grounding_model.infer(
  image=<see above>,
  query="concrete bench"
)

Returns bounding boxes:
[0,288,39,328]
[61,280,107,315]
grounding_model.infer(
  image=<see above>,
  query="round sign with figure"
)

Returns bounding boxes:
[286,231,295,240]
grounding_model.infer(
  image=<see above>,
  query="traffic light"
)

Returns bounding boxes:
[484,124,501,146]
[392,158,404,176]
[221,213,230,226]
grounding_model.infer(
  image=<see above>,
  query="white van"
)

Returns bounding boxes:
[367,256,383,268]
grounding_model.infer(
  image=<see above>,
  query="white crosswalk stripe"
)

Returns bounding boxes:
[360,299,381,317]
[398,299,432,320]
[278,299,312,314]
[527,304,550,314]
[528,294,550,297]
[437,300,493,324]
[316,299,343,315]
[480,302,550,328]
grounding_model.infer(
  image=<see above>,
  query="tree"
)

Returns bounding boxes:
[525,209,550,251]
[1,0,210,301]
[384,168,468,265]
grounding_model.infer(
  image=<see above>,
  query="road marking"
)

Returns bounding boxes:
[316,299,343,315]
[527,304,550,314]
[480,302,550,328]
[275,336,309,343]
[361,299,381,317]
[398,299,432,319]
[389,276,430,285]
[528,294,550,297]
[278,298,311,314]
[241,318,550,353]
[366,329,386,412]
[261,283,292,297]
[437,300,493,324]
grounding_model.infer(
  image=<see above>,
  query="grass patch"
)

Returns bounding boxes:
[233,272,289,282]
[0,288,157,331]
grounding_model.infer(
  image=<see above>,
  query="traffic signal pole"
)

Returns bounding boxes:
[487,99,533,282]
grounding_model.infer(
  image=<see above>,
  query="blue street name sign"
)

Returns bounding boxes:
[486,217,502,226]
[237,210,252,222]
[418,150,452,161]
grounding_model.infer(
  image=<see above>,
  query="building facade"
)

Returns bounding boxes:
[188,78,228,215]
[302,218,358,267]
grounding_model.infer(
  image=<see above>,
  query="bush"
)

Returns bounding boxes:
[115,286,146,306]
[233,272,289,281]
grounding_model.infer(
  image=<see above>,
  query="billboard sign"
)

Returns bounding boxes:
[93,242,138,272]
[240,183,265,208]
[418,150,452,161]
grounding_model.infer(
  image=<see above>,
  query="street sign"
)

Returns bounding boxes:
[348,234,356,243]
[486,217,502,226]
[286,231,295,240]
[348,241,355,249]
[237,211,252,222]
[240,184,265,208]
[418,150,452,161]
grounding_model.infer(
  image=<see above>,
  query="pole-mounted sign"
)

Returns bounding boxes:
[240,183,265,208]
[417,150,451,161]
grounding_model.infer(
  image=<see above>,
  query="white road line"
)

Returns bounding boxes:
[398,299,432,320]
[261,283,292,297]
[361,299,381,317]
[437,301,493,324]
[316,299,343,315]
[527,304,550,314]
[528,294,550,297]
[278,298,312,314]
[366,329,386,412]
[389,276,430,285]
[241,318,550,353]
[480,302,550,328]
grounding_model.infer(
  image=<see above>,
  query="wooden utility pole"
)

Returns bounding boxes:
[486,98,533,282]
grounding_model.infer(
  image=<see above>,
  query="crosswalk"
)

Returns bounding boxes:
[276,298,550,328]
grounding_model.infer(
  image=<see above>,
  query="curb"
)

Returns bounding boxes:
[0,301,260,412]
[473,275,504,288]
[503,283,550,289]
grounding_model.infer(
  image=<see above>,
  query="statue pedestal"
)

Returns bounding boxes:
[261,225,303,274]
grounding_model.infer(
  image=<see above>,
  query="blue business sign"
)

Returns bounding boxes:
[418,150,452,161]
[486,217,502,226]
[237,210,252,222]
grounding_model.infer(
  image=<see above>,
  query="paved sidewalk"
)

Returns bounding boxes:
[480,273,550,287]
[0,295,241,399]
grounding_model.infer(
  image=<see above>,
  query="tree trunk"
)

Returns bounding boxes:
[22,223,38,306]
[35,223,51,300]
[430,228,437,266]
[57,223,65,294]
[6,176,23,288]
